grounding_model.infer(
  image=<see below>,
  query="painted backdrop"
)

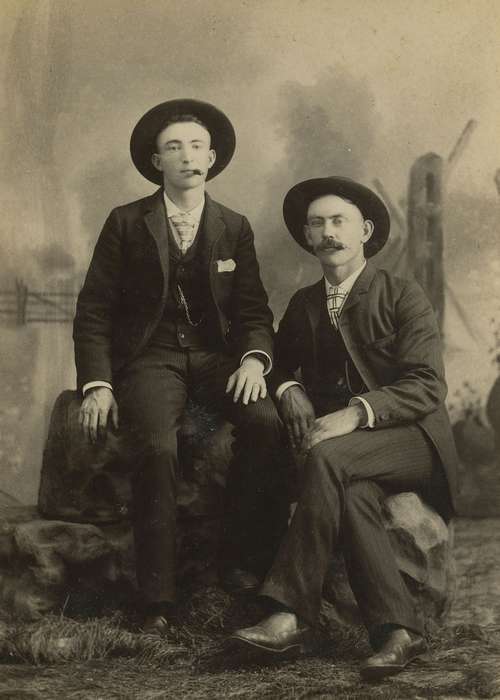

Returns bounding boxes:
[0,0,499,502]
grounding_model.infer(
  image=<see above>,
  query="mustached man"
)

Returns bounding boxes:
[231,177,458,680]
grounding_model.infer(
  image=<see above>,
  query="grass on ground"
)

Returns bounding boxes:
[1,587,500,699]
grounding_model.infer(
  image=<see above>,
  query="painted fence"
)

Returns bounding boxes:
[0,280,76,325]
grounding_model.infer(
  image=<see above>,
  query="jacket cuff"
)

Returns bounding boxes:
[82,380,113,396]
[349,396,375,428]
[276,380,304,402]
[240,350,272,375]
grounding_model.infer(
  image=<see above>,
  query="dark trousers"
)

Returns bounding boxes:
[115,345,289,604]
[260,424,442,638]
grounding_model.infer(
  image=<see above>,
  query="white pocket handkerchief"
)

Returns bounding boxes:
[216,258,236,273]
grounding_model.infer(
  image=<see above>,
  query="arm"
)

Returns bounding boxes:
[267,290,307,396]
[73,209,123,441]
[225,216,275,404]
[230,216,274,361]
[73,208,124,390]
[305,278,446,449]
[356,278,447,428]
[267,292,317,447]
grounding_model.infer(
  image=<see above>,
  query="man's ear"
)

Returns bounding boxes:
[304,224,313,247]
[207,149,216,169]
[362,219,374,243]
[151,153,162,172]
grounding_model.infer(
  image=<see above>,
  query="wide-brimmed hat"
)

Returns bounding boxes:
[130,99,236,184]
[283,176,390,257]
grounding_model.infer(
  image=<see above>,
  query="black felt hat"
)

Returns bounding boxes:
[283,176,390,257]
[130,99,236,185]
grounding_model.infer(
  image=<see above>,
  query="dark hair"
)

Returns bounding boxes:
[153,114,211,151]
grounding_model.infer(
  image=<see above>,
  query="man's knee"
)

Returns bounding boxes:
[236,396,282,440]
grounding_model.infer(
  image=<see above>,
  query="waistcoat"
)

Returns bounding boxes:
[309,299,367,416]
[150,218,214,349]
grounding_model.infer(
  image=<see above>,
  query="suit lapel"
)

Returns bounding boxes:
[201,193,225,263]
[339,262,379,390]
[143,188,169,284]
[341,261,376,315]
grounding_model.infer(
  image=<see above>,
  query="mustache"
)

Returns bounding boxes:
[317,239,346,251]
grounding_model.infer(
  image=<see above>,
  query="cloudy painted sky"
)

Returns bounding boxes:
[1,0,498,247]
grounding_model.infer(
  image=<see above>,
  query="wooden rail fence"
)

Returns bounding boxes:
[0,280,77,324]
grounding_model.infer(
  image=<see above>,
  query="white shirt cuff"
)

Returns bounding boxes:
[82,381,113,396]
[276,380,303,402]
[349,396,375,428]
[240,350,272,375]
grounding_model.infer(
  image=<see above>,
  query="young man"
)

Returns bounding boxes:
[73,99,289,635]
[231,176,458,679]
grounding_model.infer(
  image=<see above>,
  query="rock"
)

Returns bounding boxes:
[0,502,223,619]
[38,390,232,523]
[321,492,455,635]
[0,492,455,629]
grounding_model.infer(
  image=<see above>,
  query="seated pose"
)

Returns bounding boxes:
[73,99,289,635]
[231,176,458,680]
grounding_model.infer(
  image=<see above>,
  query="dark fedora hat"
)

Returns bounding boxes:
[130,99,236,185]
[283,176,390,257]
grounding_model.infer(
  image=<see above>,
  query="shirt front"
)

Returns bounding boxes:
[163,192,205,252]
[324,261,366,327]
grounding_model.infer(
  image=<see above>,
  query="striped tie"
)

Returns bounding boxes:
[326,286,347,328]
[170,212,196,254]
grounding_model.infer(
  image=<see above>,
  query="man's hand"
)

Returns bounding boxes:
[304,404,366,451]
[226,356,267,405]
[280,385,316,451]
[79,386,119,443]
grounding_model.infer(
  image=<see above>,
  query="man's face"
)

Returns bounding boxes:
[151,121,216,190]
[304,195,373,275]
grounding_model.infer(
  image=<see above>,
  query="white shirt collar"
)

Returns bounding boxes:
[324,261,367,296]
[163,191,205,226]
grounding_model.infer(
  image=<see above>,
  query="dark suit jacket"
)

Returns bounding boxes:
[270,262,459,516]
[73,189,274,390]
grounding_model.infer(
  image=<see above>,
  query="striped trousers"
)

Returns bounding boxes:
[260,423,443,638]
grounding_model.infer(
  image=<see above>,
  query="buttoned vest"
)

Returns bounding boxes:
[150,217,214,349]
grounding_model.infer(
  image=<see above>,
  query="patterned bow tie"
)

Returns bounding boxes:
[326,286,347,328]
[170,212,196,254]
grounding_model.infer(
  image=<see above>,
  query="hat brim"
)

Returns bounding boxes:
[130,99,236,185]
[283,177,390,257]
